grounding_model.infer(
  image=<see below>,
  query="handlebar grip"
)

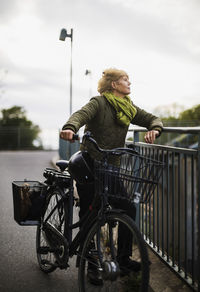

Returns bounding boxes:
[73,134,79,140]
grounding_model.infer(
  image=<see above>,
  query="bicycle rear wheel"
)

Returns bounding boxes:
[78,212,149,292]
[36,188,67,273]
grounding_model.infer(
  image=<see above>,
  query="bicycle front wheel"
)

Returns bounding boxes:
[36,187,67,273]
[78,212,149,292]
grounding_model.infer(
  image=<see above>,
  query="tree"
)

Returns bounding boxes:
[156,103,200,147]
[0,106,43,150]
[179,104,200,124]
[153,103,185,119]
[160,104,200,127]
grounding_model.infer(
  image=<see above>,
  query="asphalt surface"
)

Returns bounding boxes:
[0,151,192,292]
[0,151,78,292]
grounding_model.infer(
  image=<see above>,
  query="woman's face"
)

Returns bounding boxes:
[112,75,131,97]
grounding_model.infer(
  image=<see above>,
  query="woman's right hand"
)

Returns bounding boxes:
[60,129,75,142]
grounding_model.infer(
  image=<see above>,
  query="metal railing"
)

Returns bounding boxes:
[58,126,200,289]
[130,126,200,291]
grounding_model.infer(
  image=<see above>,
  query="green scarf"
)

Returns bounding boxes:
[103,92,137,127]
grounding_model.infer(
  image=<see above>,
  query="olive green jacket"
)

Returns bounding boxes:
[62,96,163,160]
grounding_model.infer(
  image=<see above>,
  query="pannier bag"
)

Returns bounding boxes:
[12,181,46,226]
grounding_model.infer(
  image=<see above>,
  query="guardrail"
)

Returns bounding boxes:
[58,126,200,290]
[130,126,200,291]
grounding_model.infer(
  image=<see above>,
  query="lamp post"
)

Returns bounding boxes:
[59,28,73,115]
[59,28,74,159]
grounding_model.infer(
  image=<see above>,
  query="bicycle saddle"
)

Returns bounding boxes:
[56,160,69,172]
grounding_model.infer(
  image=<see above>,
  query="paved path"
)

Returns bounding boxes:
[148,248,193,292]
[0,151,79,292]
[1,150,192,292]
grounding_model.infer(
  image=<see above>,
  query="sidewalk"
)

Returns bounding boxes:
[148,248,192,292]
[51,156,192,292]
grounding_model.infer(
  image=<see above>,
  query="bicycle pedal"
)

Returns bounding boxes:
[59,263,69,270]
[52,260,69,270]
[41,259,57,267]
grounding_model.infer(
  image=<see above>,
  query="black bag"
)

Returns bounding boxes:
[12,181,46,226]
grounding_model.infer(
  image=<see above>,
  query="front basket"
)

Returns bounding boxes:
[12,180,46,226]
[94,152,165,204]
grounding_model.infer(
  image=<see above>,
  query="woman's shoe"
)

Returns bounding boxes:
[119,258,141,276]
[87,254,103,286]
[87,267,103,286]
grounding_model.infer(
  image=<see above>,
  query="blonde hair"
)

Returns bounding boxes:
[97,68,128,94]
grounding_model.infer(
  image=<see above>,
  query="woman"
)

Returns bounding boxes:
[60,68,163,285]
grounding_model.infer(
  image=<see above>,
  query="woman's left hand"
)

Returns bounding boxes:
[144,130,159,144]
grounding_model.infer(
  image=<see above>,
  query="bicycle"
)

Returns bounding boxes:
[12,131,164,292]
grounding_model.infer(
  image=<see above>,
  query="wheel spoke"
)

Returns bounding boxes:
[79,213,149,292]
[36,190,67,273]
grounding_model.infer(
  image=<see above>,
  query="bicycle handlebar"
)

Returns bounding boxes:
[73,134,79,140]
[69,131,139,155]
[82,131,139,156]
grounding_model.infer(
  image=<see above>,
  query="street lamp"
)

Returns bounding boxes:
[59,28,74,159]
[59,28,73,116]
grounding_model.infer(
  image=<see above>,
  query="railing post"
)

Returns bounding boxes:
[198,133,200,292]
[59,130,80,160]
[17,127,21,149]
[133,130,139,145]
[133,130,140,228]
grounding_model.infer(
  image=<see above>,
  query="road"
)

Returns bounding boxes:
[0,151,78,292]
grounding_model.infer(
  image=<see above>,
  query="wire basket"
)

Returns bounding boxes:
[94,152,165,204]
[12,181,46,225]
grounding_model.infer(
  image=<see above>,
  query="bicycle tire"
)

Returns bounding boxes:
[36,187,68,273]
[78,212,149,292]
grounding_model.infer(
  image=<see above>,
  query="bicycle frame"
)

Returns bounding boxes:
[42,175,126,267]
[42,180,101,261]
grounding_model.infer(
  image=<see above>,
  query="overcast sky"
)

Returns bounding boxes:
[0,0,200,148]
